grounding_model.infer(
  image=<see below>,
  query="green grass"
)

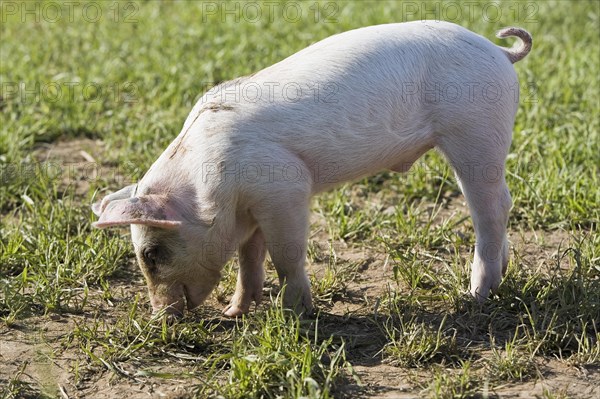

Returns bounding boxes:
[425,361,479,399]
[198,297,350,399]
[1,1,599,398]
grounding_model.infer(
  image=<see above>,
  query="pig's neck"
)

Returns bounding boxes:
[193,179,254,273]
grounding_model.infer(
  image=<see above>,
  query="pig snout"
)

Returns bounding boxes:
[149,284,187,316]
[149,283,207,316]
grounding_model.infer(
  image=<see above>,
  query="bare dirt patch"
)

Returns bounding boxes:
[32,138,103,196]
[32,138,135,199]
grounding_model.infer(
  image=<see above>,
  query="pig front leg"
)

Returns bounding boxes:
[223,229,266,317]
[252,189,313,315]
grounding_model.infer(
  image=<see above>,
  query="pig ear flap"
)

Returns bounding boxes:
[92,184,137,217]
[92,195,183,229]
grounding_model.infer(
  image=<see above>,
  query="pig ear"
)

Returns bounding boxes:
[92,195,183,229]
[92,184,137,216]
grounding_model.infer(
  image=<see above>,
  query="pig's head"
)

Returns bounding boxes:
[91,184,221,316]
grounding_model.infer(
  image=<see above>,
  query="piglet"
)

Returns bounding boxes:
[92,21,532,317]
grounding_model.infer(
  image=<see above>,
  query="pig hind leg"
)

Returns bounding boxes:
[223,228,267,317]
[437,127,512,301]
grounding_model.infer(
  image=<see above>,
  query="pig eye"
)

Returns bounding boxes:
[140,245,171,273]
[142,246,160,268]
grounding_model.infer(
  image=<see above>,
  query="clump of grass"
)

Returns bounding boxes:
[486,333,537,382]
[199,294,350,399]
[511,239,600,359]
[212,259,240,304]
[308,242,361,305]
[0,183,131,321]
[541,387,570,399]
[376,198,472,302]
[382,313,458,368]
[66,296,220,379]
[425,361,480,399]
[0,362,41,399]
[566,322,600,367]
[315,186,381,242]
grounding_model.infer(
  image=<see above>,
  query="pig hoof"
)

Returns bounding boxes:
[283,293,314,317]
[223,303,250,317]
[298,304,315,319]
[470,286,489,304]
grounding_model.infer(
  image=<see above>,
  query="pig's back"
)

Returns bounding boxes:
[249,20,515,107]
[197,21,519,190]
